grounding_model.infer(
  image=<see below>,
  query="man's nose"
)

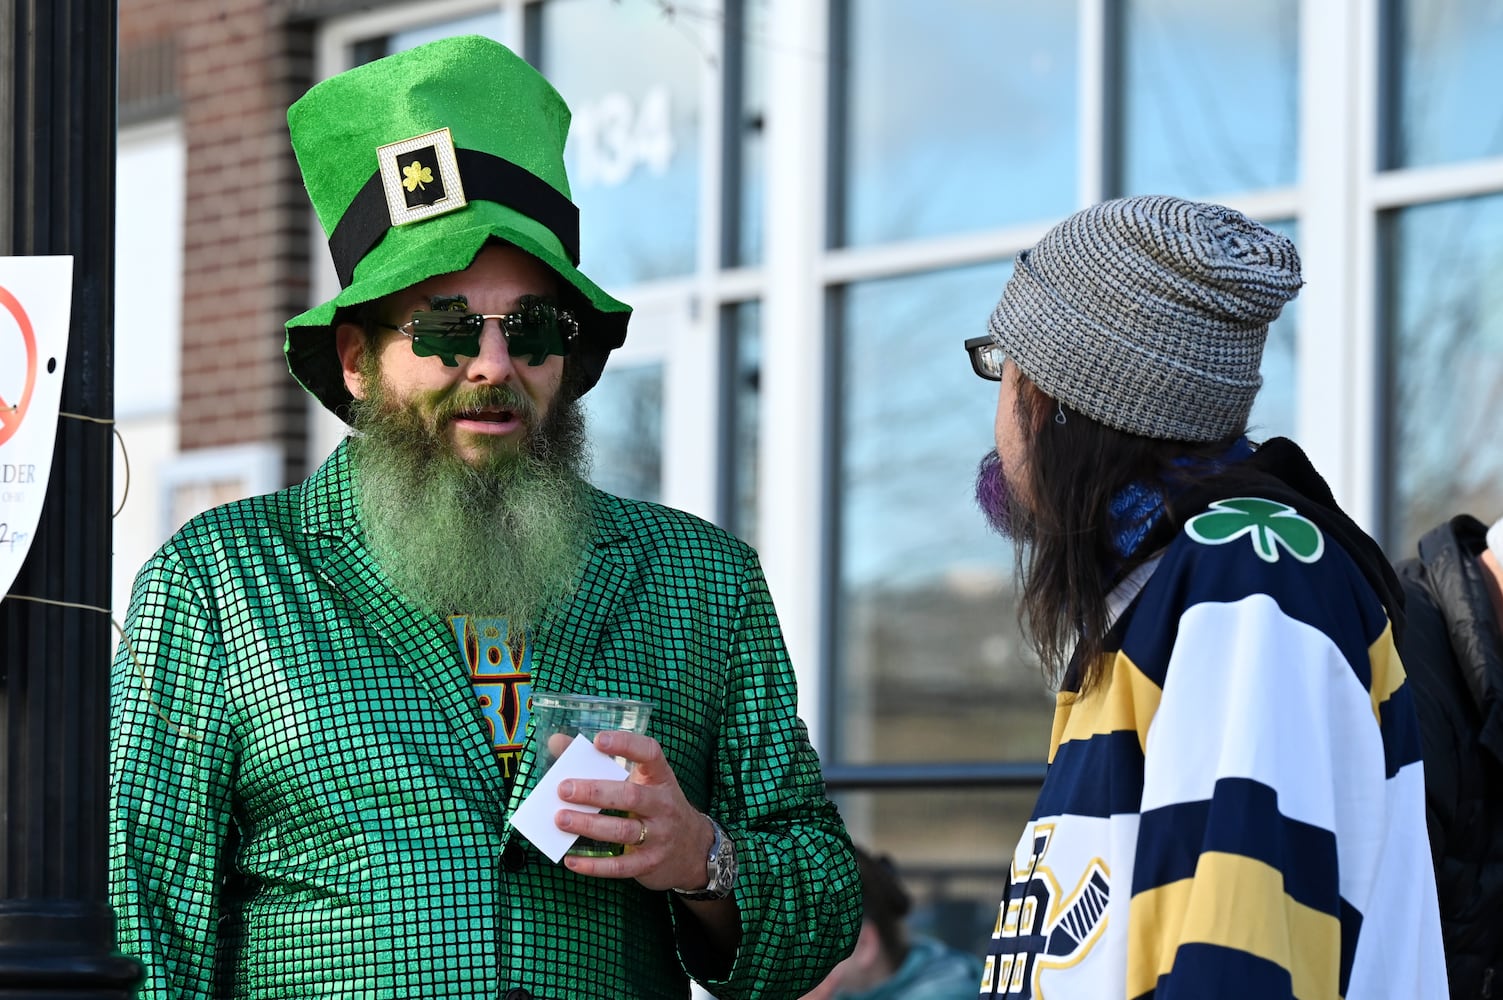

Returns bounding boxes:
[465,320,516,383]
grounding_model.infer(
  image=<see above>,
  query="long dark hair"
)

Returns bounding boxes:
[1012,375,1249,694]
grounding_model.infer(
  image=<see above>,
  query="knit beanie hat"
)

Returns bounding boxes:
[987,195,1303,442]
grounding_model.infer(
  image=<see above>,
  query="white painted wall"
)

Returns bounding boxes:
[112,119,185,618]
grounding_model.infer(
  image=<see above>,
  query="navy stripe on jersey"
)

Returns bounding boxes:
[1378,680,1420,780]
[1119,529,1391,694]
[1130,777,1340,920]
[1130,942,1294,1000]
[1034,730,1144,819]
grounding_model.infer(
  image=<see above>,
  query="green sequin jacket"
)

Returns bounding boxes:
[110,442,860,999]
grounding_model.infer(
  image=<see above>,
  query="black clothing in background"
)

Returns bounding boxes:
[1396,515,1503,999]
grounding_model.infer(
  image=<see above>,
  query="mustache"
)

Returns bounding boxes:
[429,382,539,426]
[975,450,1006,518]
[975,449,1022,540]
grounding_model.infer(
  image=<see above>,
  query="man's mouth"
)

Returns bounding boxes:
[460,406,514,422]
[451,406,525,434]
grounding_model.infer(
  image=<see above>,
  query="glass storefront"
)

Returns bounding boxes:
[1247,220,1299,444]
[1386,0,1503,169]
[1384,194,1503,554]
[351,10,510,65]
[1119,0,1299,196]
[721,300,761,543]
[386,10,508,52]
[535,0,703,288]
[835,0,1077,246]
[833,262,1055,768]
[727,0,769,267]
[581,361,665,504]
[832,786,1038,956]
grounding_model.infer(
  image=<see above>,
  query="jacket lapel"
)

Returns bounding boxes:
[303,444,508,806]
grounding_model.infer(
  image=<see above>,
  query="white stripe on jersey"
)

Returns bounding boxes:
[1144,592,1443,988]
[1143,594,1386,836]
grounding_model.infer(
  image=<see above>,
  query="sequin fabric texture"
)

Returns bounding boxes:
[110,442,861,999]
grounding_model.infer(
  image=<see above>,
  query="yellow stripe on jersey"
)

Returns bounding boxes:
[1126,852,1341,1000]
[1048,650,1164,762]
[1368,623,1406,726]
[1048,689,1076,763]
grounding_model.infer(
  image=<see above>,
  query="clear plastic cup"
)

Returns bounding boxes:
[528,691,654,856]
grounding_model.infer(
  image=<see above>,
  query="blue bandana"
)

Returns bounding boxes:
[1109,437,1256,558]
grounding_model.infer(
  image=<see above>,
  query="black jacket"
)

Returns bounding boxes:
[1396,515,1503,999]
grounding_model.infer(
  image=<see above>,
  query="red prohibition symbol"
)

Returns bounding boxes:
[0,284,38,447]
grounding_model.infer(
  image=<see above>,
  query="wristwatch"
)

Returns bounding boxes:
[672,814,737,900]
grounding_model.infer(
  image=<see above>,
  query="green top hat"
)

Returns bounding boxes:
[284,34,630,419]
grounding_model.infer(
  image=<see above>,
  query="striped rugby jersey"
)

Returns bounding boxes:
[982,496,1448,999]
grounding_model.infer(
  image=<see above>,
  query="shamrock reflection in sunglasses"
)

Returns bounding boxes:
[378,294,580,367]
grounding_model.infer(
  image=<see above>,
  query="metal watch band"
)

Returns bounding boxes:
[671,815,736,901]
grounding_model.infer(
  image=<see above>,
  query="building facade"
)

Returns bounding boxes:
[113,0,1503,955]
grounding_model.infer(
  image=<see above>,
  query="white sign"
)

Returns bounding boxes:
[0,256,74,600]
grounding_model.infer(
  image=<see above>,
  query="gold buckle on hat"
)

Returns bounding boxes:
[376,127,468,227]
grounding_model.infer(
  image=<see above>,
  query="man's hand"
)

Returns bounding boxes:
[553,730,715,892]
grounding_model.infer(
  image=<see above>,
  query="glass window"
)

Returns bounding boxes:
[536,0,703,288]
[388,10,508,53]
[720,301,761,543]
[836,0,1077,247]
[1119,0,1299,196]
[582,362,663,503]
[832,786,1037,957]
[725,0,768,267]
[1384,0,1503,169]
[1383,194,1503,555]
[835,263,1054,768]
[1248,219,1299,443]
[116,128,184,420]
[352,10,510,65]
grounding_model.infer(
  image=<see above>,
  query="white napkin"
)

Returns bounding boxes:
[508,734,629,863]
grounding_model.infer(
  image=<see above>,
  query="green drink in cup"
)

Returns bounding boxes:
[528,691,654,857]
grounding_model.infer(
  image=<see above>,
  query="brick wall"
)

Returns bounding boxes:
[119,0,317,482]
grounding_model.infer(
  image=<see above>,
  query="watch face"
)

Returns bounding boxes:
[674,817,736,899]
[710,830,737,892]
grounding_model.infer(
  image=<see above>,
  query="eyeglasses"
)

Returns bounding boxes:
[377,295,579,367]
[964,335,1005,381]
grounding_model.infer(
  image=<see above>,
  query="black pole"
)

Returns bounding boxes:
[0,0,143,995]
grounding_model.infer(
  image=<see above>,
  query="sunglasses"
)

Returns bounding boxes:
[377,295,579,367]
[964,335,1005,381]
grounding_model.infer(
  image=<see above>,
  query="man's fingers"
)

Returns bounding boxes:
[558,777,648,813]
[592,731,669,776]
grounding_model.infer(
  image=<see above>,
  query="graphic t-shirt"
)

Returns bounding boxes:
[450,615,532,787]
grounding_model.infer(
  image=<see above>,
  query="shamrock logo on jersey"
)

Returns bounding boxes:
[1184,497,1325,564]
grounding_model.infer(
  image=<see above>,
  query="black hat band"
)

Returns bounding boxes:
[328,147,581,288]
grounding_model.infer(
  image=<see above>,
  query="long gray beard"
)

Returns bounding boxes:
[347,378,594,627]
